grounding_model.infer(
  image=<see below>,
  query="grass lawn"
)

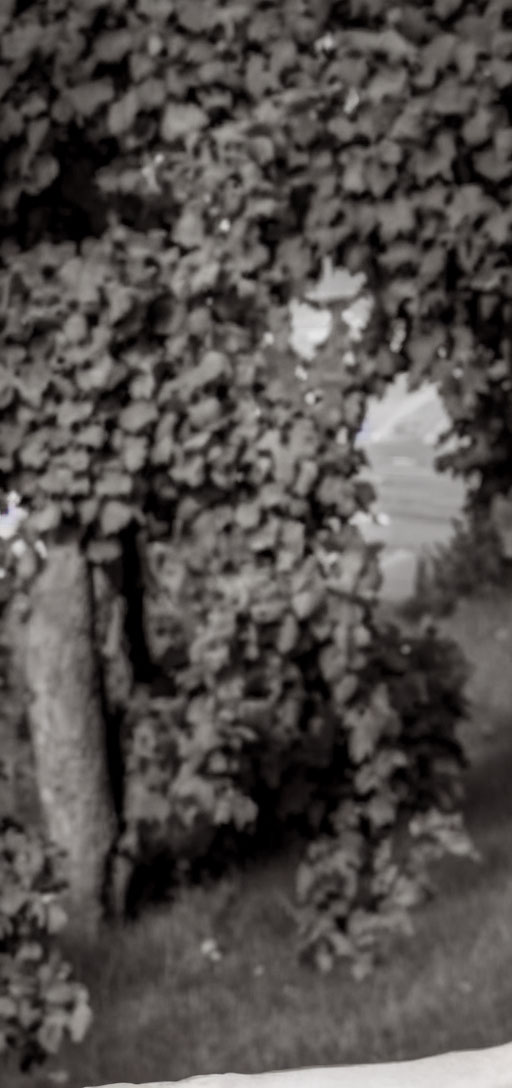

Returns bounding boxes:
[8,587,512,1088]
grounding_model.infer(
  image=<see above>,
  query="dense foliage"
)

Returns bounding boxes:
[2,0,509,1065]
[0,816,93,1071]
[1,0,511,514]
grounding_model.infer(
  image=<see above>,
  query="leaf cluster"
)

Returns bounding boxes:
[0,0,497,1024]
[0,815,92,1072]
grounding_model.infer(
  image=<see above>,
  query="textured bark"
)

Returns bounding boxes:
[23,540,117,937]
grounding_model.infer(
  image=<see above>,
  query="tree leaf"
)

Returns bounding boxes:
[173,207,205,249]
[77,356,114,392]
[96,471,132,497]
[107,89,139,136]
[454,39,478,80]
[174,0,217,33]
[100,500,134,535]
[67,80,114,118]
[122,436,148,473]
[277,611,300,654]
[474,148,510,183]
[160,102,208,142]
[462,109,494,147]
[68,997,93,1043]
[366,68,407,103]
[235,501,261,530]
[187,350,229,391]
[377,197,416,241]
[37,1019,64,1055]
[119,400,158,433]
[95,29,133,63]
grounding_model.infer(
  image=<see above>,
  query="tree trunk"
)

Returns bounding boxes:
[22,539,117,938]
